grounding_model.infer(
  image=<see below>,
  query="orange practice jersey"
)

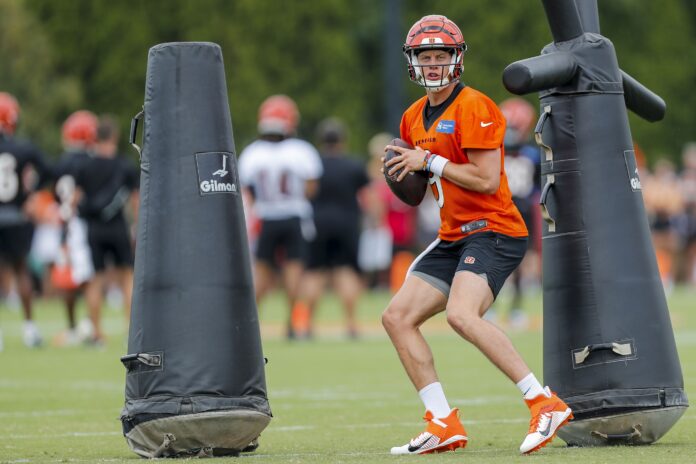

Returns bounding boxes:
[400,85,527,241]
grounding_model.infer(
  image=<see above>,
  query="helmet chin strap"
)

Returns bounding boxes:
[425,77,461,93]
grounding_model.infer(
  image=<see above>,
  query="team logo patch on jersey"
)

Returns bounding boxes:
[436,120,455,134]
[195,151,238,196]
[464,256,476,264]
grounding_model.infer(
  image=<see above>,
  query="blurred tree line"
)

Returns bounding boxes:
[0,0,694,164]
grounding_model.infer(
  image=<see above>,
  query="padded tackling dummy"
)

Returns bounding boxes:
[503,0,687,446]
[120,42,271,458]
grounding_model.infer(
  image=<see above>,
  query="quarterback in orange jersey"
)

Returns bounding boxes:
[381,15,572,455]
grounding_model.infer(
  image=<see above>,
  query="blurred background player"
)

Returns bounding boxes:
[73,115,139,345]
[363,132,419,293]
[298,117,370,339]
[642,157,683,292]
[498,97,542,330]
[0,92,48,348]
[238,95,322,339]
[360,132,396,289]
[677,142,696,284]
[50,110,98,345]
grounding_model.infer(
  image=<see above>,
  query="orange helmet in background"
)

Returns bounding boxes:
[257,95,300,137]
[500,97,537,146]
[0,92,20,135]
[62,110,98,148]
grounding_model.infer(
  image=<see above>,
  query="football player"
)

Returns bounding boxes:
[0,92,48,348]
[299,117,370,338]
[382,16,572,455]
[51,110,98,344]
[499,97,542,330]
[238,95,322,339]
[74,115,139,345]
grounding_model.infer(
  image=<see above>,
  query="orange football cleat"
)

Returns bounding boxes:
[520,387,573,454]
[390,408,468,455]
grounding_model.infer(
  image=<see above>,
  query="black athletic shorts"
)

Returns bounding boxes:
[410,231,527,298]
[307,221,360,271]
[87,219,133,271]
[256,217,307,266]
[0,222,34,266]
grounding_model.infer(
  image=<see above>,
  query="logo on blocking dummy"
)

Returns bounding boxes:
[195,152,238,195]
[623,150,642,192]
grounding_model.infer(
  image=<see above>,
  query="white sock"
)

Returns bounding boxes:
[418,382,451,418]
[517,373,549,399]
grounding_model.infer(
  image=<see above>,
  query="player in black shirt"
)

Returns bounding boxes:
[0,92,48,348]
[299,118,370,338]
[75,115,138,344]
[50,110,99,345]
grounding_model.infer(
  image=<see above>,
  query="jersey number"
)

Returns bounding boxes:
[429,173,444,208]
[0,153,19,202]
[257,169,292,201]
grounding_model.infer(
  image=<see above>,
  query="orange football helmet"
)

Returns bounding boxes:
[62,110,98,148]
[257,95,300,136]
[500,97,536,145]
[0,92,20,135]
[403,15,467,92]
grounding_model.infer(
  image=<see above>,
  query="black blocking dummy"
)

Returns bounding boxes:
[503,0,687,446]
[120,42,271,457]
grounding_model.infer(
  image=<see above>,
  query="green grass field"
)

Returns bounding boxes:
[1,285,695,463]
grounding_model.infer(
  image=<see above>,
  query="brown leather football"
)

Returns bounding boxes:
[383,138,428,207]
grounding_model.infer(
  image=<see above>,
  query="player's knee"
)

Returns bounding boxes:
[381,307,397,332]
[446,311,478,340]
[382,302,409,332]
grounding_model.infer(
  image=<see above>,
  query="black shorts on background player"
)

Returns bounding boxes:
[0,222,34,266]
[307,220,361,271]
[87,219,133,271]
[255,217,306,266]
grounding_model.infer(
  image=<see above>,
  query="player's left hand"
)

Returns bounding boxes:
[384,145,427,182]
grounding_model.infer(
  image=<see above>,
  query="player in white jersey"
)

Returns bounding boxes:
[238,95,322,338]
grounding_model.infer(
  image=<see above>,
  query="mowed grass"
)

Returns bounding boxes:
[1,285,695,463]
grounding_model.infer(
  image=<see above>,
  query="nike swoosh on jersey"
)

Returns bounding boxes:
[480,121,493,127]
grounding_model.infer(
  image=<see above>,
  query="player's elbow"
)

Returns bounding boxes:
[305,179,319,198]
[480,177,499,195]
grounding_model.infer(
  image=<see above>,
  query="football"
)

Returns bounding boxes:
[383,138,428,207]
